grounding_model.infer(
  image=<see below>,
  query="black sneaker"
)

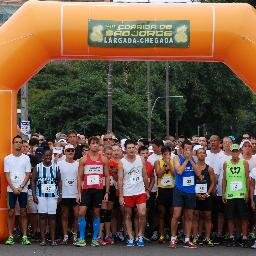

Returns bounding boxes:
[240,239,249,248]
[226,238,236,247]
[213,236,222,245]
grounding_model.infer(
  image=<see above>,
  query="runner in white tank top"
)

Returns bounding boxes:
[118,139,149,247]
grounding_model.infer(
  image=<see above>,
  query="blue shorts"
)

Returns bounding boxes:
[172,188,196,209]
[7,192,28,209]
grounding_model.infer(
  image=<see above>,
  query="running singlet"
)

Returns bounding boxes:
[226,159,247,199]
[157,158,175,189]
[83,154,104,190]
[109,159,119,187]
[175,155,195,194]
[195,164,210,194]
[36,162,58,198]
[121,155,145,196]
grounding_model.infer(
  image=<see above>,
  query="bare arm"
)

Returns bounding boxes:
[4,172,16,192]
[208,166,215,195]
[141,158,149,190]
[244,160,250,202]
[77,157,85,198]
[155,160,163,178]
[250,177,255,209]
[118,161,124,197]
[173,155,189,175]
[20,172,31,191]
[31,166,38,203]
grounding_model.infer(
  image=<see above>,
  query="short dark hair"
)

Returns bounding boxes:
[29,137,39,147]
[88,136,100,145]
[12,135,22,144]
[67,130,77,137]
[138,145,148,154]
[161,146,172,154]
[151,138,164,147]
[137,138,149,147]
[22,139,28,144]
[42,146,52,155]
[124,139,136,149]
[181,140,192,148]
[196,148,206,154]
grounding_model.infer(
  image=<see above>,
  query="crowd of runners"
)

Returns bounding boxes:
[3,131,256,249]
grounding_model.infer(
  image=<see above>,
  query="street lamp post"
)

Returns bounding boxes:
[149,95,183,138]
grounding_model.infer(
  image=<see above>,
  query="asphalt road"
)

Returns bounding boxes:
[1,243,256,256]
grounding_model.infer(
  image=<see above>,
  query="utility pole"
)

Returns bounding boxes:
[107,61,113,133]
[147,62,151,141]
[165,62,170,137]
[20,83,28,121]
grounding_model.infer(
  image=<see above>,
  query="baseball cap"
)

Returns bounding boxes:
[239,139,252,149]
[58,139,67,144]
[193,145,203,151]
[64,144,75,150]
[230,144,239,151]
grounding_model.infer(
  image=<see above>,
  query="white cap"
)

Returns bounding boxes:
[148,145,154,153]
[120,138,127,152]
[64,144,75,150]
[193,145,203,151]
[240,139,252,149]
[58,139,67,144]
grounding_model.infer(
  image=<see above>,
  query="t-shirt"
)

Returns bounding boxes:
[250,168,256,196]
[58,160,79,198]
[214,153,232,196]
[240,154,256,172]
[4,154,31,193]
[206,150,225,171]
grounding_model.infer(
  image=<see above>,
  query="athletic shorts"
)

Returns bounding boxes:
[172,188,196,209]
[216,196,225,213]
[196,196,213,211]
[7,192,28,209]
[225,198,249,219]
[156,188,173,208]
[27,194,38,214]
[38,197,58,215]
[254,195,256,204]
[103,186,119,208]
[81,189,103,208]
[124,193,147,208]
[61,198,78,209]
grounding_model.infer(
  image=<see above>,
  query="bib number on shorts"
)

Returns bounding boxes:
[230,181,242,191]
[183,176,194,187]
[65,177,75,187]
[161,176,172,187]
[195,183,207,194]
[41,184,56,193]
[87,175,100,185]
[130,174,142,185]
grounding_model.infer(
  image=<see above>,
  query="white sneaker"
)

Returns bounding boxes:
[251,241,256,249]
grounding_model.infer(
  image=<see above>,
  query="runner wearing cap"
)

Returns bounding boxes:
[222,143,249,247]
[59,144,79,245]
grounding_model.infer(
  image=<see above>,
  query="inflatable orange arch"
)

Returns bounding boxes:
[0,0,256,240]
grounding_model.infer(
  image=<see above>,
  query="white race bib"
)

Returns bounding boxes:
[87,175,100,185]
[130,173,143,185]
[195,183,207,194]
[230,181,243,191]
[64,177,76,187]
[41,184,56,193]
[161,176,173,187]
[183,176,194,187]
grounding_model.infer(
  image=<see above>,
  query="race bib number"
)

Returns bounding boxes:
[87,175,100,185]
[195,183,207,194]
[130,174,143,185]
[161,176,172,187]
[230,181,243,191]
[183,176,194,187]
[64,177,76,187]
[41,184,56,193]
[10,173,24,187]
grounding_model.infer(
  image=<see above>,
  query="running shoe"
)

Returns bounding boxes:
[105,236,114,245]
[74,239,86,247]
[226,238,236,247]
[183,241,197,249]
[116,231,125,242]
[137,236,145,247]
[51,240,58,246]
[203,239,214,247]
[91,239,100,247]
[151,231,158,241]
[60,235,69,245]
[21,236,31,245]
[127,239,135,246]
[251,241,256,249]
[5,236,14,245]
[158,235,165,243]
[98,238,107,246]
[168,240,177,248]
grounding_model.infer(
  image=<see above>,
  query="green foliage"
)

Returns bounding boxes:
[27,59,255,139]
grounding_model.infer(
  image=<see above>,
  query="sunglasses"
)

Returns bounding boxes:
[104,138,113,141]
[66,149,75,152]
